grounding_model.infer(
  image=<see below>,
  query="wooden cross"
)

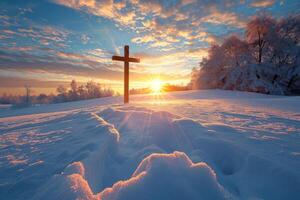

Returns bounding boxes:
[112,45,140,103]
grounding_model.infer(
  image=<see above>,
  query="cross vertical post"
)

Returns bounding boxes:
[124,45,129,103]
[112,45,140,104]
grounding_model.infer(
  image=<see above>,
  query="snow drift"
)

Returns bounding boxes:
[34,151,229,200]
[100,151,229,200]
[1,91,300,200]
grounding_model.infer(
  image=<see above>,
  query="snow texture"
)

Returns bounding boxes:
[223,64,285,95]
[0,90,300,200]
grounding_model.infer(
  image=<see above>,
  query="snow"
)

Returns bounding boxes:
[223,64,286,95]
[0,90,300,200]
[0,104,11,110]
[99,151,230,200]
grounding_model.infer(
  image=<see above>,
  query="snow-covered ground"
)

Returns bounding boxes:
[0,90,299,200]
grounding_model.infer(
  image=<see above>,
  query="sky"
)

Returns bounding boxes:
[0,0,299,95]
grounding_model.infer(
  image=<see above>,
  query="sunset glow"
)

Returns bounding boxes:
[150,79,163,94]
[0,0,299,95]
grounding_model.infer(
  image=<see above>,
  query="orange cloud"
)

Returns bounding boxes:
[54,0,137,26]
[201,7,246,28]
[250,0,276,7]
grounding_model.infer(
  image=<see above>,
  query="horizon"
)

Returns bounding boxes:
[1,0,299,95]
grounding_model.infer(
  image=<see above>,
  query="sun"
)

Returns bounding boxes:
[150,79,163,94]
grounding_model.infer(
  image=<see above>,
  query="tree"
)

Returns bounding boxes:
[278,14,300,44]
[85,81,102,98]
[222,35,251,67]
[189,67,200,89]
[271,15,300,67]
[69,80,78,100]
[57,85,67,94]
[195,44,229,89]
[56,85,68,102]
[78,85,87,99]
[246,15,276,63]
[36,94,50,104]
[70,80,77,93]
[24,85,31,105]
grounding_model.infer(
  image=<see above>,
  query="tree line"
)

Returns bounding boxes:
[0,80,115,107]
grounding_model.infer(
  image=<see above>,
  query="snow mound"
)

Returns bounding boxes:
[99,151,229,200]
[99,107,207,152]
[33,173,97,200]
[34,152,230,200]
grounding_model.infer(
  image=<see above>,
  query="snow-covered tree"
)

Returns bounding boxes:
[69,80,79,100]
[195,45,227,89]
[56,85,68,102]
[272,15,300,67]
[246,15,276,64]
[189,14,300,95]
[222,35,251,67]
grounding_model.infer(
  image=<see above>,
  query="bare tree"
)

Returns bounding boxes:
[246,15,276,63]
[24,85,31,105]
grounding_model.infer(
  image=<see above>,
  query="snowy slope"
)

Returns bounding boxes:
[0,90,300,200]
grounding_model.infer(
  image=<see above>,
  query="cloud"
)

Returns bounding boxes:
[132,48,208,75]
[181,0,197,6]
[18,7,33,14]
[0,14,13,26]
[87,48,111,57]
[2,29,16,35]
[5,46,34,52]
[54,0,137,26]
[250,0,276,7]
[0,46,188,84]
[54,45,114,64]
[203,35,223,44]
[0,46,119,80]
[200,7,246,28]
[149,40,171,48]
[1,25,70,48]
[131,0,164,16]
[54,0,245,51]
[0,76,68,88]
[131,35,156,44]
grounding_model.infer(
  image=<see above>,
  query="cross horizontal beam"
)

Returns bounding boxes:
[112,55,140,63]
